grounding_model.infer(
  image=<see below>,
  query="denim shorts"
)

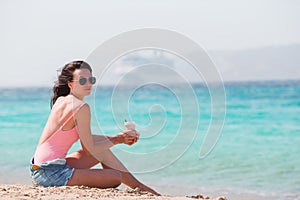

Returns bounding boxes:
[30,158,74,187]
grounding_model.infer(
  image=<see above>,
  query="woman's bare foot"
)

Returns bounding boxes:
[136,184,160,196]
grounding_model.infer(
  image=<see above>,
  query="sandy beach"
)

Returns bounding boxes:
[0,184,227,200]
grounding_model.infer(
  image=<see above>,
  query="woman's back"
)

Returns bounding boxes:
[34,95,85,164]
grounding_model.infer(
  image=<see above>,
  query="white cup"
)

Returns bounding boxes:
[124,121,138,137]
[124,121,136,130]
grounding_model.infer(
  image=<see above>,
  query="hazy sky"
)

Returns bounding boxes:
[1,0,299,87]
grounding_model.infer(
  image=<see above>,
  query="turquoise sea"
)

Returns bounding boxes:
[0,80,299,200]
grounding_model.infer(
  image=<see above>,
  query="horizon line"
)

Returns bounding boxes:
[1,79,299,89]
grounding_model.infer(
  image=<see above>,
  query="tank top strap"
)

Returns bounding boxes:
[60,102,87,128]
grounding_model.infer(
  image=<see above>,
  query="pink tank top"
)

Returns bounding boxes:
[34,103,86,164]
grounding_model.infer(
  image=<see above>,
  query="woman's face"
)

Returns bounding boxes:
[69,68,94,97]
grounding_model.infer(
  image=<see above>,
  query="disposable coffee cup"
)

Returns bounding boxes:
[124,121,136,130]
[124,120,138,137]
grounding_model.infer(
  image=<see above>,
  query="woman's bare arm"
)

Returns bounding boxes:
[76,104,137,154]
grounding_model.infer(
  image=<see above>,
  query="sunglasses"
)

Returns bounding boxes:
[73,77,96,85]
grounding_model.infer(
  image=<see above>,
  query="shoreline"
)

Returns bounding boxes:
[0,184,226,200]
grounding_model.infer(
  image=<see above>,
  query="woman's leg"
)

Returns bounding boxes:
[66,136,107,169]
[66,148,141,188]
[66,148,159,195]
[100,149,160,195]
[67,168,122,188]
[66,149,122,188]
[66,149,99,169]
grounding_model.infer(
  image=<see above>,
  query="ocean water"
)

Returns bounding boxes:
[0,80,299,200]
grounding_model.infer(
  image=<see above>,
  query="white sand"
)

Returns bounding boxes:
[0,184,227,200]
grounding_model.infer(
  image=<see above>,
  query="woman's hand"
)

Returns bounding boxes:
[116,130,140,145]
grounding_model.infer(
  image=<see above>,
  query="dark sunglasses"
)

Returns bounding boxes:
[73,77,96,85]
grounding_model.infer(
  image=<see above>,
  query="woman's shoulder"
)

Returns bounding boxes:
[53,95,87,111]
[73,102,90,120]
[70,96,88,109]
[55,95,69,105]
[51,96,68,110]
[76,103,90,114]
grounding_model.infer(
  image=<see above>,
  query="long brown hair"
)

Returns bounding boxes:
[51,61,92,108]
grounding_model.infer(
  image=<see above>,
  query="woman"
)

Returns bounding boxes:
[30,61,159,195]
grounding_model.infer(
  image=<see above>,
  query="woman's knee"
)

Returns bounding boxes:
[110,169,122,187]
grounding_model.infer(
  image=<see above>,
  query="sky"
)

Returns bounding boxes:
[0,0,299,87]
